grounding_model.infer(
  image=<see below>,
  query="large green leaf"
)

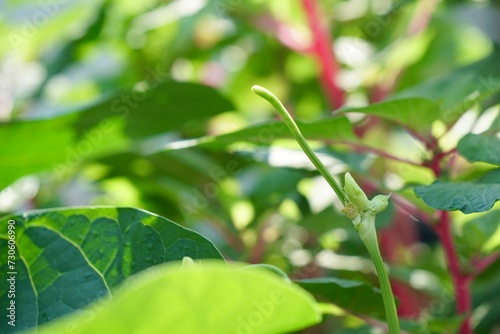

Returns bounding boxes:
[457,133,500,166]
[395,72,500,120]
[338,66,500,135]
[159,116,358,151]
[441,79,500,124]
[394,48,500,122]
[0,81,233,190]
[339,98,440,132]
[414,169,500,214]
[33,262,321,334]
[0,207,223,333]
[295,277,385,318]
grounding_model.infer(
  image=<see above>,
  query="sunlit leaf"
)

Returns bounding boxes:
[159,117,358,151]
[394,48,500,123]
[33,262,321,334]
[339,98,440,131]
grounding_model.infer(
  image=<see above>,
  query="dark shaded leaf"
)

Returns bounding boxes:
[457,133,500,165]
[457,210,500,255]
[295,277,385,318]
[0,207,223,333]
[414,169,500,213]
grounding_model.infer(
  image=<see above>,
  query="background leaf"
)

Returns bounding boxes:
[159,116,358,151]
[457,210,500,256]
[457,133,500,165]
[414,169,500,213]
[295,277,386,318]
[0,207,223,333]
[0,81,233,191]
[338,98,440,132]
[394,49,500,121]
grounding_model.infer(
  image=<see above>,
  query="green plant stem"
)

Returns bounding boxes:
[252,85,400,333]
[251,85,348,205]
[358,214,400,334]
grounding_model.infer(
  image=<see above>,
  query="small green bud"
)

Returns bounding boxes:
[344,172,370,211]
[181,256,196,269]
[371,194,390,213]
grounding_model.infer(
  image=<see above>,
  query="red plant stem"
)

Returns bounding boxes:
[403,125,436,150]
[407,0,439,36]
[426,144,472,333]
[207,218,245,254]
[380,208,426,317]
[301,0,344,109]
[429,152,443,177]
[442,148,457,157]
[253,14,309,53]
[333,140,421,166]
[472,253,500,277]
[390,195,431,223]
[354,115,380,138]
[435,211,472,334]
[250,223,267,264]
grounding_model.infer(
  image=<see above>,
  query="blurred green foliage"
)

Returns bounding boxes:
[1,0,500,333]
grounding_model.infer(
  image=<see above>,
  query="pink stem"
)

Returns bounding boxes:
[407,0,439,36]
[472,253,500,277]
[301,0,344,109]
[253,14,309,53]
[250,223,267,264]
[333,141,421,166]
[391,195,431,223]
[434,211,472,334]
